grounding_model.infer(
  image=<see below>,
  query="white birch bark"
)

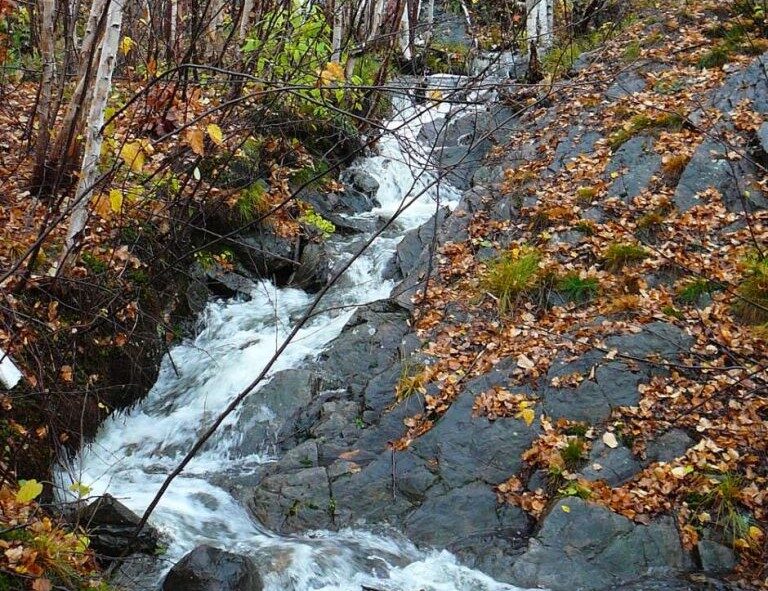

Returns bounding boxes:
[238,0,255,41]
[49,0,109,165]
[62,0,124,262]
[33,0,57,183]
[526,0,554,49]
[423,0,434,47]
[169,0,178,56]
[365,0,384,45]
[331,0,343,63]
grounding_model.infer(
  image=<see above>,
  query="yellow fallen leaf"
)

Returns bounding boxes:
[748,525,764,540]
[671,465,692,479]
[518,407,535,426]
[120,141,145,173]
[207,123,224,146]
[16,479,43,503]
[561,504,571,513]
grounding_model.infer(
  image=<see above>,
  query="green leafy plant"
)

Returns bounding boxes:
[560,437,587,470]
[299,209,335,238]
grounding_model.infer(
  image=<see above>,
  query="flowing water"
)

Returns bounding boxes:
[57,76,529,591]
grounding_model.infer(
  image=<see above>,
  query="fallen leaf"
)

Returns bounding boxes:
[602,432,619,448]
[186,127,205,156]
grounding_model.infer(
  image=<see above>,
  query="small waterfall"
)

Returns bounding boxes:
[56,75,528,591]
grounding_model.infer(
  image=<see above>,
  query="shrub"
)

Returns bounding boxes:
[698,46,732,69]
[608,112,686,150]
[661,153,691,182]
[235,181,269,222]
[395,361,427,402]
[676,278,717,304]
[557,273,599,302]
[602,242,648,271]
[560,437,587,470]
[576,186,598,203]
[482,247,543,314]
[733,254,768,324]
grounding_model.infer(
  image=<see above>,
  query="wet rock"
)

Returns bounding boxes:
[186,263,255,312]
[674,135,765,213]
[581,439,643,486]
[710,51,768,114]
[548,128,602,174]
[112,554,164,591]
[232,369,319,458]
[757,122,768,157]
[291,241,333,291]
[77,494,159,558]
[606,135,661,202]
[437,142,493,190]
[646,429,694,463]
[386,207,448,282]
[605,70,647,101]
[543,323,693,423]
[248,467,332,532]
[315,300,412,397]
[409,371,539,487]
[697,540,737,575]
[404,483,531,548]
[342,168,380,198]
[510,498,690,591]
[230,229,297,283]
[162,545,263,591]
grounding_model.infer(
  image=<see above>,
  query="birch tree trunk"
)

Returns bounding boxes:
[331,0,343,63]
[238,0,254,41]
[526,0,554,49]
[60,0,125,269]
[31,0,57,193]
[40,0,109,193]
[423,0,434,47]
[169,0,178,58]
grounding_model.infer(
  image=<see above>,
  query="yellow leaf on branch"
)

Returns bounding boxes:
[120,36,135,56]
[319,61,345,86]
[207,123,224,146]
[120,141,145,173]
[109,189,124,213]
[16,479,43,503]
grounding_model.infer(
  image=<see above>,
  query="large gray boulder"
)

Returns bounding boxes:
[510,498,691,591]
[606,135,661,201]
[162,545,263,591]
[543,322,693,423]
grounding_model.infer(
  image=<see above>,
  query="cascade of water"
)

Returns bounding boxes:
[56,76,529,591]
